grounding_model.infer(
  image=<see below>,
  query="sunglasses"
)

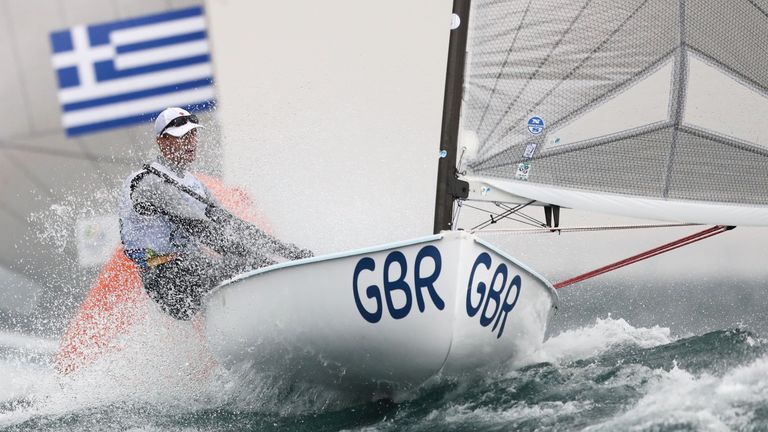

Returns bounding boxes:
[160,115,200,136]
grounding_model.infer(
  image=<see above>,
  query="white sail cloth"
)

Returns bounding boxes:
[461,0,768,223]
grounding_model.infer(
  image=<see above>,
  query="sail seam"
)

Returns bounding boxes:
[747,0,768,19]
[481,0,655,155]
[662,0,687,198]
[474,0,534,134]
[477,0,594,151]
[472,122,673,172]
[678,125,768,158]
[685,46,768,97]
[469,50,678,169]
[538,51,677,140]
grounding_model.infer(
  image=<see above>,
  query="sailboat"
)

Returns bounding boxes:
[57,0,768,400]
[203,0,768,396]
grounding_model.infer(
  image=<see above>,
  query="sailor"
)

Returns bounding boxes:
[119,107,312,320]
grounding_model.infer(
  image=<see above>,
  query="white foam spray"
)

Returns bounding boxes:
[532,316,674,365]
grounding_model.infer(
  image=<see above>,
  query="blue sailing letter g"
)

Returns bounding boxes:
[353,257,382,323]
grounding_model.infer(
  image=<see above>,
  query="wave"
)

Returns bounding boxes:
[535,316,674,365]
[586,346,768,431]
[2,317,767,431]
[378,319,768,432]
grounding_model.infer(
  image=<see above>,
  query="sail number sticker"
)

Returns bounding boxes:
[353,245,445,323]
[466,252,522,339]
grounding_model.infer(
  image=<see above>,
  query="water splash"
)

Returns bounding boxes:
[2,315,768,431]
[0,306,229,429]
[588,355,768,431]
[534,316,674,365]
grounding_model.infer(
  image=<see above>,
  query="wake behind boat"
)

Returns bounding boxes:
[204,231,556,395]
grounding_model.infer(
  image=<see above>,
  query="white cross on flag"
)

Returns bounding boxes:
[49,6,216,136]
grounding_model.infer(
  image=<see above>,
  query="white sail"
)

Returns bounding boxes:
[461,0,768,226]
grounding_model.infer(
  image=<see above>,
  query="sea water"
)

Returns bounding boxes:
[2,278,768,432]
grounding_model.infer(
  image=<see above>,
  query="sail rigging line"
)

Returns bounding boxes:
[477,211,544,230]
[473,222,698,235]
[496,202,546,227]
[456,146,467,174]
[478,0,649,152]
[452,200,464,230]
[477,0,595,151]
[462,201,537,226]
[460,201,549,230]
[553,225,735,289]
[468,200,539,231]
[474,0,534,134]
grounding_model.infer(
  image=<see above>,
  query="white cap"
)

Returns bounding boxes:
[153,107,204,137]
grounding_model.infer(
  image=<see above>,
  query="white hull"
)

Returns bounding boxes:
[203,231,558,397]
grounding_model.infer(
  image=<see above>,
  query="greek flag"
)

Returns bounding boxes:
[49,6,215,136]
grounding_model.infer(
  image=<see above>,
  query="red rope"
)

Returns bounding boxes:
[553,225,733,289]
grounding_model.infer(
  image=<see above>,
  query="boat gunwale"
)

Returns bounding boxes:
[207,233,444,297]
[206,231,558,308]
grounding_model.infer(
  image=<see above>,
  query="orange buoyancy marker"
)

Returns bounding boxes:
[54,176,269,374]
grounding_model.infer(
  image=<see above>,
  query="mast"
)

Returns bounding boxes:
[433,0,471,234]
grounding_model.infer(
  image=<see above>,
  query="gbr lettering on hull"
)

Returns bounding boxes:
[352,245,522,339]
[466,252,522,339]
[352,245,445,323]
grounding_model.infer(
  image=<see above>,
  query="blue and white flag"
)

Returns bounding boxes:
[49,6,215,136]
